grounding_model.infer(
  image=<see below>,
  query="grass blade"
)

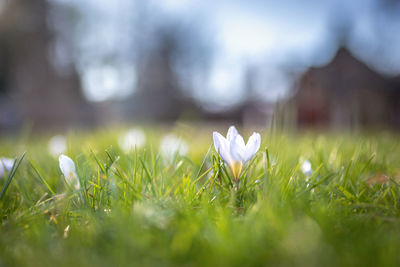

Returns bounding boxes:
[0,152,26,200]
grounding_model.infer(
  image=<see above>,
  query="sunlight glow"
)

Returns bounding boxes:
[82,64,136,102]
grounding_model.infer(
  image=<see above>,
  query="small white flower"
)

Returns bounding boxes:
[213,126,261,180]
[301,160,313,177]
[118,128,146,152]
[160,134,188,159]
[59,154,81,190]
[48,135,67,157]
[63,225,70,239]
[301,159,316,194]
[0,157,15,178]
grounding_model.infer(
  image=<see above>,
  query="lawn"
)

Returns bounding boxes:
[0,125,399,266]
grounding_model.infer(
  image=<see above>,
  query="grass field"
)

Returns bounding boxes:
[1,125,400,266]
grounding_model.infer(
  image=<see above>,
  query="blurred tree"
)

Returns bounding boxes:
[0,0,94,130]
[125,12,212,121]
[0,40,9,96]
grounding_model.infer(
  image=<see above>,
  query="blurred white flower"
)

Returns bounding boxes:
[133,202,169,229]
[160,134,188,159]
[118,128,146,152]
[213,126,261,180]
[48,135,67,157]
[63,225,70,239]
[301,159,317,194]
[59,154,81,190]
[301,160,313,177]
[0,157,15,178]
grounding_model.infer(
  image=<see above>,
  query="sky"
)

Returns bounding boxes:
[50,0,400,108]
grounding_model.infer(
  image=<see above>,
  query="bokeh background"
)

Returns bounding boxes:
[1,0,400,132]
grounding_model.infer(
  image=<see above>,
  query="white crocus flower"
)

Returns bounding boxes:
[301,160,313,177]
[160,134,188,159]
[213,126,261,180]
[301,159,317,194]
[59,154,81,190]
[118,128,146,152]
[0,157,15,178]
[48,135,67,157]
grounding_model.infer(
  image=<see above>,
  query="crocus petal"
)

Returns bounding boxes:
[230,135,247,162]
[244,132,261,162]
[59,154,81,190]
[226,126,238,141]
[213,132,232,164]
[59,155,76,174]
[0,157,15,178]
[235,134,246,149]
[1,157,15,171]
[230,161,243,180]
[301,160,313,176]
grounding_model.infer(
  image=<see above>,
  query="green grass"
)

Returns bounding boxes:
[1,126,400,266]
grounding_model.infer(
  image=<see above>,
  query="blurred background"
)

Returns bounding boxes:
[1,0,400,132]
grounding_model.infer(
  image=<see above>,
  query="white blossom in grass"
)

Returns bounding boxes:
[160,134,188,160]
[59,154,81,190]
[213,126,261,181]
[48,135,67,157]
[118,128,146,152]
[63,225,70,239]
[301,159,316,194]
[0,157,15,178]
[301,160,313,177]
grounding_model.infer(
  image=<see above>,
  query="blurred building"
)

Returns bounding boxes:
[292,47,400,129]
